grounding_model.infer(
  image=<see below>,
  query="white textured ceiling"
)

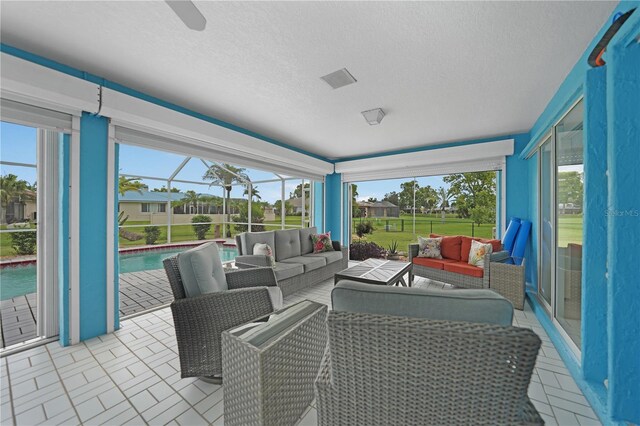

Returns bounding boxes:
[0,1,615,160]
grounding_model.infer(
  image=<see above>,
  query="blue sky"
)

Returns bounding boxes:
[1,121,450,204]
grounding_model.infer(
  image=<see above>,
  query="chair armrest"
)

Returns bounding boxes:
[331,240,342,251]
[314,348,333,392]
[226,267,278,290]
[408,243,419,261]
[234,254,271,268]
[490,250,511,262]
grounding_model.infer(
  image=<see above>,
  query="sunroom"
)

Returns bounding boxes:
[0,1,638,425]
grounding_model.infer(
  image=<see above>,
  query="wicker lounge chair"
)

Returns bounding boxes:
[315,281,543,425]
[163,243,279,381]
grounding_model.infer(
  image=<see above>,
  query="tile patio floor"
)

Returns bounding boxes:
[0,269,601,425]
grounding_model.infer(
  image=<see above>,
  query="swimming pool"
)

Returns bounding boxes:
[0,244,239,300]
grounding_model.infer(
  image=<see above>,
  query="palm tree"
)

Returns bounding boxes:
[118,176,145,196]
[0,174,32,207]
[243,185,261,201]
[436,187,453,222]
[203,164,249,236]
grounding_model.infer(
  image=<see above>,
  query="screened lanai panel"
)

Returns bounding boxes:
[0,98,72,133]
[113,126,326,181]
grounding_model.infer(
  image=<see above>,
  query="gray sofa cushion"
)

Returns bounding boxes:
[244,231,276,257]
[280,255,326,272]
[274,229,302,261]
[299,227,317,255]
[304,250,343,265]
[273,262,304,281]
[331,281,513,326]
[177,243,228,298]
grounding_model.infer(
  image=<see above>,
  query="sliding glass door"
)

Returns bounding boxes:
[537,99,584,351]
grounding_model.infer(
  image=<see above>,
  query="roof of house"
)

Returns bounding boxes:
[358,200,398,208]
[119,190,185,203]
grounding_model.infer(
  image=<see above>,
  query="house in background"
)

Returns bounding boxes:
[357,200,399,218]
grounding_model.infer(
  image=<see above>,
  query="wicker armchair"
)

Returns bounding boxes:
[163,256,277,381]
[315,311,543,425]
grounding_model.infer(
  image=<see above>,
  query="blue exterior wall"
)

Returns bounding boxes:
[324,173,342,242]
[606,40,640,423]
[79,113,108,341]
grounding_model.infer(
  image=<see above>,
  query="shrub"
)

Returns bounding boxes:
[349,240,385,261]
[143,226,161,245]
[10,228,37,255]
[191,215,212,240]
[355,221,374,238]
[233,203,265,233]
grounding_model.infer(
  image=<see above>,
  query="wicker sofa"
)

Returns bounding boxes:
[235,227,348,297]
[409,234,509,289]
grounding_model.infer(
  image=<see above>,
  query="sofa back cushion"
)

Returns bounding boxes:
[299,226,317,255]
[177,242,228,298]
[332,280,513,326]
[430,234,462,260]
[243,231,276,257]
[461,236,502,262]
[275,229,302,261]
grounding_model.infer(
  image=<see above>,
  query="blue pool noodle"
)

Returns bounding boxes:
[502,217,521,254]
[511,220,532,261]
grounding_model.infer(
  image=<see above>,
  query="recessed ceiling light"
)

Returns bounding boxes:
[321,68,357,89]
[361,108,385,125]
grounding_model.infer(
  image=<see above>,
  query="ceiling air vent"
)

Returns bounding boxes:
[321,68,357,89]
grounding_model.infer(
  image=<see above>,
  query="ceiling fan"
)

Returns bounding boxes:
[165,0,207,31]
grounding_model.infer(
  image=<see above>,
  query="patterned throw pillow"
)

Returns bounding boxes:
[417,236,442,259]
[253,243,276,268]
[311,232,335,254]
[468,239,493,268]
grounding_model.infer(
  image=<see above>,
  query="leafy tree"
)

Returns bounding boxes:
[274,200,293,215]
[233,202,266,233]
[191,215,212,240]
[399,180,419,211]
[290,182,311,199]
[436,187,454,222]
[118,176,145,196]
[444,172,496,225]
[383,191,399,206]
[203,164,249,236]
[0,174,35,208]
[557,171,583,209]
[243,185,262,201]
[366,196,378,202]
[352,184,360,218]
[152,186,181,193]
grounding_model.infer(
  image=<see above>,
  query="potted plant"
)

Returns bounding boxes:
[387,240,401,260]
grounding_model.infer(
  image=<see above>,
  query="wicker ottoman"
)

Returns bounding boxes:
[222,300,328,426]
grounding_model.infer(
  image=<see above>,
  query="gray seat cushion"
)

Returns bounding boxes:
[280,255,326,272]
[299,226,317,255]
[331,281,513,326]
[274,229,302,261]
[304,250,343,265]
[273,262,304,281]
[243,231,276,257]
[177,243,228,298]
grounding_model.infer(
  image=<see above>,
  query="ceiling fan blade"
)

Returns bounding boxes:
[165,0,206,31]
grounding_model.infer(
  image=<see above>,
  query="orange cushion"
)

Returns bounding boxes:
[435,235,462,260]
[480,238,502,253]
[443,261,484,278]
[459,236,502,262]
[412,258,457,270]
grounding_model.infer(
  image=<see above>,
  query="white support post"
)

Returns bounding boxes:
[413,177,416,235]
[248,183,252,232]
[167,179,172,243]
[301,179,306,228]
[69,116,81,345]
[222,187,227,237]
[281,179,285,229]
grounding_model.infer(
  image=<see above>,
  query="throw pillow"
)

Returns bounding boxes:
[417,236,442,259]
[253,243,276,268]
[311,232,335,254]
[468,239,493,268]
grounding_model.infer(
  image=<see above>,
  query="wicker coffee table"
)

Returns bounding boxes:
[221,300,327,426]
[335,258,413,287]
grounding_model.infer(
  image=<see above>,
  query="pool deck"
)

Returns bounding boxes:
[1,269,172,349]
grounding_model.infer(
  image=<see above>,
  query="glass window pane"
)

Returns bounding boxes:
[540,138,553,306]
[555,99,584,346]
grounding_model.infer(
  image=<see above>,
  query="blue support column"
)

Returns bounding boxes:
[582,66,608,385]
[324,173,342,242]
[58,134,70,346]
[606,42,640,424]
[79,113,109,341]
[313,181,324,233]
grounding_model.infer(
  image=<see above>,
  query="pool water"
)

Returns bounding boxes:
[0,245,239,300]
